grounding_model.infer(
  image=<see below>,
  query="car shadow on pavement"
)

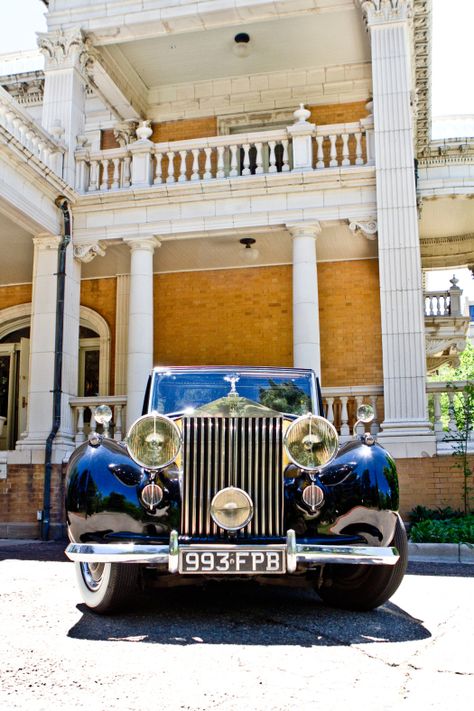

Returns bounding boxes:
[0,541,68,562]
[67,581,431,647]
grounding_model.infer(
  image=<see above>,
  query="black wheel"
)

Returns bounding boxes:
[317,515,408,611]
[75,562,139,614]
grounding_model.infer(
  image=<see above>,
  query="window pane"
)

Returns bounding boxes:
[84,350,100,397]
[0,355,10,418]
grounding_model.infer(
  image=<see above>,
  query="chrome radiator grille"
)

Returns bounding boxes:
[181,416,283,537]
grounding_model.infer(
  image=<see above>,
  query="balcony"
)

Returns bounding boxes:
[75,110,373,195]
[424,277,471,372]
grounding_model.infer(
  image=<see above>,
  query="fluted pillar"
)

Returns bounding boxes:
[125,238,160,428]
[359,1,434,453]
[287,222,322,380]
[38,29,88,185]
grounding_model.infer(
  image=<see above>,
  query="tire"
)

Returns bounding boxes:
[75,561,139,614]
[317,515,408,611]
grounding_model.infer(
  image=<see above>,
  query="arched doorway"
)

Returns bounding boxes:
[0,303,110,450]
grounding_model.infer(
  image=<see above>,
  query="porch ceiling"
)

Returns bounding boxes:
[419,197,474,269]
[0,214,33,286]
[81,223,378,279]
[102,9,369,89]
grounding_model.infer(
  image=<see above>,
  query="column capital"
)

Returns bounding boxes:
[33,234,62,250]
[358,0,413,29]
[38,28,91,73]
[124,236,161,253]
[73,241,106,263]
[286,222,322,240]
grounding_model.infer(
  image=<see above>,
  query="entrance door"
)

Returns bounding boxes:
[0,344,17,450]
[17,337,30,439]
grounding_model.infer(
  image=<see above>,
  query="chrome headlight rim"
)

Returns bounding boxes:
[210,486,254,532]
[126,412,182,470]
[283,413,338,471]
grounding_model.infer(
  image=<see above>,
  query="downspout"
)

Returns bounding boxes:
[41,196,72,540]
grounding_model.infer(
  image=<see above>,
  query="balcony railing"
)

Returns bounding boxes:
[69,396,127,445]
[75,112,373,194]
[0,85,64,176]
[426,381,474,447]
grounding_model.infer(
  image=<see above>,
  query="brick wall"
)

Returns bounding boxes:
[319,259,382,387]
[154,266,293,367]
[0,283,32,311]
[0,464,64,538]
[398,455,474,518]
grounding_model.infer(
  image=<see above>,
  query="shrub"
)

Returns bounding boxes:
[409,515,474,544]
[408,505,464,524]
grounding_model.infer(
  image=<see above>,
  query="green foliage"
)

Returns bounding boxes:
[408,505,464,523]
[409,515,474,544]
[259,380,311,415]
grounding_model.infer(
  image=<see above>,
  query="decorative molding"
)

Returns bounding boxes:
[124,237,161,252]
[113,120,139,147]
[348,217,377,240]
[413,0,432,156]
[33,234,61,250]
[358,0,413,28]
[38,29,91,73]
[1,72,44,106]
[73,242,106,263]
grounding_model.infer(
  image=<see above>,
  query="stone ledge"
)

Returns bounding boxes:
[408,542,474,564]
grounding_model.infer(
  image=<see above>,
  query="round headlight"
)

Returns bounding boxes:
[210,487,253,531]
[284,414,338,471]
[126,413,181,469]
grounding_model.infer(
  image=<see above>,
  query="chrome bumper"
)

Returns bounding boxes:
[66,530,400,572]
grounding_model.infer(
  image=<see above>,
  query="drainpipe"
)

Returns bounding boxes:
[41,196,72,540]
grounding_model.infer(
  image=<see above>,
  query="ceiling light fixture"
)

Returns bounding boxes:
[239,237,259,262]
[233,32,251,58]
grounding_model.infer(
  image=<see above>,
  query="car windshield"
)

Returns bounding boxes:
[150,370,315,416]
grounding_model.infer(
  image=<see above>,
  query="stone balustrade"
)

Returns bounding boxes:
[75,117,371,194]
[321,385,383,441]
[0,85,64,176]
[69,396,127,445]
[426,381,474,448]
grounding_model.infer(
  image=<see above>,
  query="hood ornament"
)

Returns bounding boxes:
[224,374,240,397]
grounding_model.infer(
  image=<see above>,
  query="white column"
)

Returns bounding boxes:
[287,222,322,380]
[125,238,160,428]
[38,29,88,186]
[360,0,434,453]
[19,234,81,458]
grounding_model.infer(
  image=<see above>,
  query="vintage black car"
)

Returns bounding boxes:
[65,366,407,613]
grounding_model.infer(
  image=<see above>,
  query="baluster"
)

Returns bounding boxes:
[154,152,163,184]
[203,147,213,180]
[178,150,187,182]
[281,139,290,172]
[341,133,350,166]
[100,158,110,190]
[89,160,99,191]
[254,142,264,174]
[316,135,325,168]
[216,146,225,178]
[229,144,239,177]
[329,134,338,167]
[433,392,444,440]
[89,407,97,433]
[340,396,350,436]
[268,141,277,173]
[114,405,123,442]
[123,155,131,187]
[111,158,120,189]
[369,395,380,435]
[188,149,199,180]
[242,144,251,176]
[166,151,176,183]
[355,395,364,434]
[447,391,457,433]
[355,131,363,165]
[326,397,335,427]
[76,406,85,445]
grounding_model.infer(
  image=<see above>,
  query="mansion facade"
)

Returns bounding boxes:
[0,0,473,537]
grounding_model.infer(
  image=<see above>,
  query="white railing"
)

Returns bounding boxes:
[75,117,371,194]
[0,85,64,176]
[425,290,452,316]
[69,396,127,445]
[426,381,474,447]
[321,385,383,441]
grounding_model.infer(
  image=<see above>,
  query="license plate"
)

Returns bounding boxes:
[179,548,286,574]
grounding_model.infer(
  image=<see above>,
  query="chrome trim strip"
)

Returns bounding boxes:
[66,540,399,567]
[65,542,169,564]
